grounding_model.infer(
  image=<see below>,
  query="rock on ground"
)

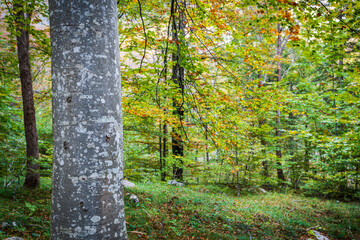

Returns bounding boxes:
[168,180,184,187]
[307,230,329,240]
[259,188,267,193]
[130,194,139,204]
[311,230,329,240]
[122,179,136,188]
[1,222,10,228]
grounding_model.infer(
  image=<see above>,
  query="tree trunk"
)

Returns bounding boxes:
[171,0,185,181]
[236,147,240,197]
[275,24,285,183]
[205,124,209,163]
[258,73,269,179]
[161,122,167,181]
[259,118,269,178]
[15,2,40,189]
[49,0,127,239]
[159,123,163,179]
[304,139,311,172]
[172,114,184,180]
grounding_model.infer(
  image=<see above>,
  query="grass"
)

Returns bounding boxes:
[125,183,360,239]
[0,179,359,239]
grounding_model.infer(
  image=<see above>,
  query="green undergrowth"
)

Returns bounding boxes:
[125,183,360,240]
[0,178,51,239]
[0,179,359,239]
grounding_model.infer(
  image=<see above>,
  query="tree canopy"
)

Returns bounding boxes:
[0,0,359,209]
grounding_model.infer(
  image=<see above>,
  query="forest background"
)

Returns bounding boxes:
[0,0,360,239]
[1,0,360,198]
[0,0,360,238]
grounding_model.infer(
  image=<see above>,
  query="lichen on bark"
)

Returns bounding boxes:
[49,0,127,239]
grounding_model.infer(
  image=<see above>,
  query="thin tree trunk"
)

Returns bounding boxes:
[236,147,240,197]
[161,122,167,181]
[205,124,209,163]
[259,118,269,178]
[171,0,185,181]
[304,139,311,172]
[160,44,168,182]
[275,24,285,183]
[50,0,127,238]
[218,154,223,184]
[159,123,163,180]
[172,114,184,180]
[258,73,268,179]
[15,2,40,188]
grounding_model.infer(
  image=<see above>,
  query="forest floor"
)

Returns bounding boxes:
[0,178,359,239]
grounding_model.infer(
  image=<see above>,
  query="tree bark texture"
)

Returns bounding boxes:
[15,2,40,188]
[171,0,185,181]
[49,0,127,239]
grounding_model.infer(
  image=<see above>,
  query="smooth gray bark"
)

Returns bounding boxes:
[49,1,127,239]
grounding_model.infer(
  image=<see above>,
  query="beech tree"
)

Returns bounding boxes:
[15,0,41,188]
[1,0,41,188]
[49,0,127,239]
[171,0,186,181]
